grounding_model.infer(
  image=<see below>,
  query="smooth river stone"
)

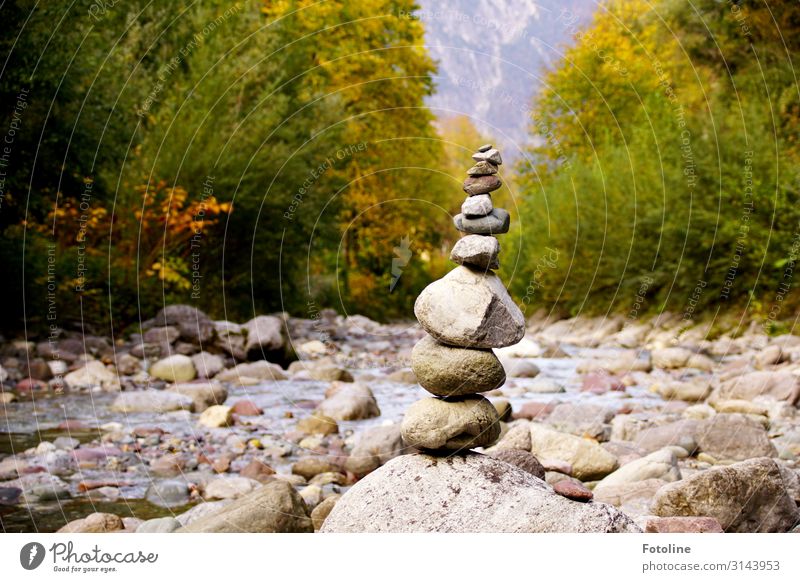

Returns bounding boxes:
[450,235,499,270]
[411,334,506,397]
[401,395,501,451]
[454,208,510,235]
[467,161,498,176]
[463,175,502,196]
[461,194,493,217]
[650,458,799,532]
[111,390,194,413]
[414,265,525,348]
[472,148,502,165]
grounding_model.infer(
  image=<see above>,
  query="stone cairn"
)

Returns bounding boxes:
[401,145,526,452]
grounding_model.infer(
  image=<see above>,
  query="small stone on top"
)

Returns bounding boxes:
[477,144,493,152]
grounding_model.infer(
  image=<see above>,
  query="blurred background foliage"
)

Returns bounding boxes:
[508,0,800,331]
[1,0,799,334]
[0,0,467,332]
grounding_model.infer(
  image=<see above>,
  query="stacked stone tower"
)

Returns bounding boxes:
[401,145,525,452]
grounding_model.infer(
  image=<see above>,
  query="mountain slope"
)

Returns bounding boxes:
[418,0,594,157]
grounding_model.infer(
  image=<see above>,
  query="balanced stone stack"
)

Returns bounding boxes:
[322,146,640,532]
[401,145,525,452]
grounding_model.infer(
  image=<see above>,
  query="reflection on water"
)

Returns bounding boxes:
[1,498,195,533]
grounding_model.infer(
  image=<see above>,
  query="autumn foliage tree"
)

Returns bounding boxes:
[512,0,800,329]
[1,0,461,331]
[261,0,458,319]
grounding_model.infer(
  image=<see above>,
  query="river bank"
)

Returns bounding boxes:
[1,306,799,532]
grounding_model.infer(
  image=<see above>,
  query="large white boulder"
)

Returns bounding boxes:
[414,266,525,348]
[321,453,639,533]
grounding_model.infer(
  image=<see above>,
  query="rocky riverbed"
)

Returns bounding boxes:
[1,306,799,533]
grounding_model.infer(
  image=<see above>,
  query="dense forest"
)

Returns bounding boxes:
[509,0,800,332]
[0,0,471,333]
[2,0,799,335]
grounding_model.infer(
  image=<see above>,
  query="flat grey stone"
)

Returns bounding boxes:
[695,414,777,461]
[454,208,510,235]
[243,315,286,361]
[145,479,190,508]
[53,437,80,450]
[477,143,493,152]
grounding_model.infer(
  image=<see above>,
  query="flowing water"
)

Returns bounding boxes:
[1,346,664,532]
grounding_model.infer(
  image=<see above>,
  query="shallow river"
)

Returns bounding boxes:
[1,346,663,532]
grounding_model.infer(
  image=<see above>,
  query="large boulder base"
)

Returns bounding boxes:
[321,453,640,533]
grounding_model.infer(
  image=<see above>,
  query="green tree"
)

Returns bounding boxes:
[1,0,456,333]
[512,0,800,327]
